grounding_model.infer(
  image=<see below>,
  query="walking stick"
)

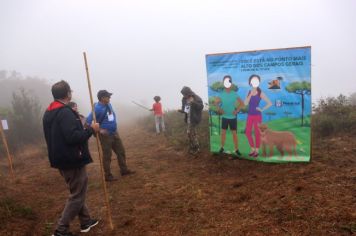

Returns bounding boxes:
[0,121,14,177]
[131,101,151,111]
[83,52,114,230]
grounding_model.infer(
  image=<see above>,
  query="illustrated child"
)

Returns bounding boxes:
[216,75,244,158]
[150,96,165,134]
[244,74,272,158]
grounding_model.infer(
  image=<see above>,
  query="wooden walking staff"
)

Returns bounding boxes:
[0,120,14,177]
[83,52,114,230]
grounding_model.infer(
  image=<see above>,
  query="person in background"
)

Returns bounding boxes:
[178,86,204,155]
[43,80,100,236]
[68,101,86,126]
[86,90,135,182]
[150,96,166,134]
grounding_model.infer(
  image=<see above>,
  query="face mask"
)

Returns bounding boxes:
[223,79,232,88]
[250,78,260,88]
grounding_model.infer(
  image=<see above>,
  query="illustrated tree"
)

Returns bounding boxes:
[208,96,220,113]
[265,111,277,121]
[210,81,238,92]
[284,111,292,118]
[286,81,311,126]
[207,97,218,135]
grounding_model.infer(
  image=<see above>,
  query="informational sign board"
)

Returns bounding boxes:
[1,120,8,130]
[206,46,311,162]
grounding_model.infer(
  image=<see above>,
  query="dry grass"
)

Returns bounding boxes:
[0,126,355,235]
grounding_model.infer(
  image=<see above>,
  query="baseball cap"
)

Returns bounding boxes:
[97,90,113,100]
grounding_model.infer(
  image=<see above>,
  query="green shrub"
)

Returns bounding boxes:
[140,110,210,150]
[313,94,356,137]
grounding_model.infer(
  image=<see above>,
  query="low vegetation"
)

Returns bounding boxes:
[141,93,356,150]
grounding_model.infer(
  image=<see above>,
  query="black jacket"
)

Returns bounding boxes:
[43,101,93,170]
[180,86,204,125]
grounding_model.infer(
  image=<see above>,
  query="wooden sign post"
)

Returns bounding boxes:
[0,120,14,177]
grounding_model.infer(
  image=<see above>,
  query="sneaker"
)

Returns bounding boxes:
[252,152,259,158]
[52,230,76,236]
[219,147,224,154]
[248,151,255,157]
[80,219,99,233]
[235,149,242,158]
[121,170,136,176]
[105,175,118,182]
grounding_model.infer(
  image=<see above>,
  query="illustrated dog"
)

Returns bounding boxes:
[258,123,297,157]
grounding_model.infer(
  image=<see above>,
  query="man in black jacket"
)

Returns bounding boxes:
[178,86,204,155]
[43,80,100,236]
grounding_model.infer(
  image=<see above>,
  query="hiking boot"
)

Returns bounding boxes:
[52,230,76,236]
[121,170,135,176]
[80,219,99,233]
[105,175,118,182]
[219,147,224,154]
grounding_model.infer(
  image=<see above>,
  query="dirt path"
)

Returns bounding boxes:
[0,127,355,235]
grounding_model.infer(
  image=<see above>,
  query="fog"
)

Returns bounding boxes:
[0,0,356,115]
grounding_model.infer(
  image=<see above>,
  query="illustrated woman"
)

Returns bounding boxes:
[244,74,272,158]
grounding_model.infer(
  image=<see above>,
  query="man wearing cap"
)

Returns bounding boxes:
[87,90,134,182]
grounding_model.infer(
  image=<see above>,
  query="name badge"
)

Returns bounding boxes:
[184,105,190,113]
[108,113,114,122]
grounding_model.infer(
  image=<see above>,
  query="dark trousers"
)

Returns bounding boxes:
[100,132,128,178]
[57,166,91,232]
[187,123,200,152]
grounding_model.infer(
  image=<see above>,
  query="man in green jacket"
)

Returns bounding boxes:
[178,86,204,155]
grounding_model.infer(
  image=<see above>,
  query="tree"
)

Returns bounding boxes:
[8,88,43,148]
[0,70,52,108]
[349,92,356,106]
[0,107,10,118]
[286,81,311,126]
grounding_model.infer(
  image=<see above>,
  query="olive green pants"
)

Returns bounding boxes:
[100,132,128,178]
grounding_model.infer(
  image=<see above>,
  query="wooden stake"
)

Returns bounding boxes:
[83,52,114,230]
[0,121,14,177]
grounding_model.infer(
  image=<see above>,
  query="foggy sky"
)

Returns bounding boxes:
[0,0,355,112]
